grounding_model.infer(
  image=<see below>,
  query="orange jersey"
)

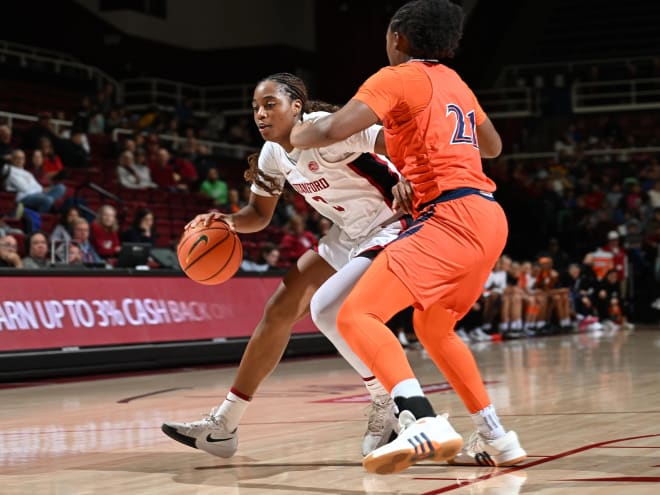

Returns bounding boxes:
[353,61,495,210]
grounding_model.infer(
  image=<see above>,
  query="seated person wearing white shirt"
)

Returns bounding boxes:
[3,149,66,213]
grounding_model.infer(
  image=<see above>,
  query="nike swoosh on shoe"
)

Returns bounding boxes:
[206,434,234,443]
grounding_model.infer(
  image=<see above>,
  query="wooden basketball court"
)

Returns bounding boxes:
[1,328,658,494]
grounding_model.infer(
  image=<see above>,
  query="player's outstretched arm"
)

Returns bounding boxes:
[186,193,279,234]
[291,99,380,149]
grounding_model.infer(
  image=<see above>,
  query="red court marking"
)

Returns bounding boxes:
[558,477,660,482]
[600,446,660,449]
[416,433,660,494]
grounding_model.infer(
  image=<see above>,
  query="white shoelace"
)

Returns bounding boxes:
[366,399,392,433]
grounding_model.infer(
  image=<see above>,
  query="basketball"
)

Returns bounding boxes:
[177,220,243,285]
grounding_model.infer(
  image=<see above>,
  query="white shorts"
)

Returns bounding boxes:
[317,221,404,271]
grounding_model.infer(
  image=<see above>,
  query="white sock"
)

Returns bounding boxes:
[364,376,389,400]
[511,319,523,330]
[391,378,424,399]
[216,391,250,431]
[471,404,506,440]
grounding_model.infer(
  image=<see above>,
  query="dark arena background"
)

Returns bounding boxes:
[0,1,659,494]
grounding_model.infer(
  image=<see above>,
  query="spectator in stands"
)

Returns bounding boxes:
[199,167,228,207]
[2,150,66,213]
[23,112,57,150]
[594,269,625,332]
[91,205,121,259]
[22,230,50,269]
[29,150,49,185]
[51,206,80,245]
[603,230,627,295]
[172,154,198,190]
[135,147,149,170]
[565,262,599,331]
[67,241,84,266]
[57,130,90,168]
[278,214,317,264]
[647,180,660,209]
[240,243,281,273]
[72,96,92,134]
[0,234,22,268]
[0,125,14,162]
[225,188,242,214]
[150,148,187,192]
[105,107,127,134]
[117,150,157,190]
[644,208,660,264]
[121,207,157,246]
[88,110,106,135]
[70,217,103,264]
[624,219,645,273]
[191,144,215,181]
[481,255,509,334]
[39,137,65,181]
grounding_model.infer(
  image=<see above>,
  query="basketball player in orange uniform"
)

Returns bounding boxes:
[536,256,572,333]
[291,0,526,474]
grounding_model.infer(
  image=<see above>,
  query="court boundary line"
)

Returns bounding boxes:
[415,433,660,494]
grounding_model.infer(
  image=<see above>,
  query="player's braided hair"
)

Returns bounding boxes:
[244,73,339,194]
[389,0,464,60]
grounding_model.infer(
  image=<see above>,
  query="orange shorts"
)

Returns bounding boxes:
[384,191,508,318]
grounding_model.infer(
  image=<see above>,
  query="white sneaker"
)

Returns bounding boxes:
[602,320,620,335]
[448,430,527,467]
[362,395,399,456]
[362,411,463,474]
[470,327,493,342]
[161,408,238,458]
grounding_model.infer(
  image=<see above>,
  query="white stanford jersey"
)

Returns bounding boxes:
[251,112,400,239]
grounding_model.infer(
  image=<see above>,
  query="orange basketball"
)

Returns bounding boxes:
[177,220,243,285]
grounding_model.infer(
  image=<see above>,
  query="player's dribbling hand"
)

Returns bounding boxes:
[392,178,414,215]
[186,211,235,231]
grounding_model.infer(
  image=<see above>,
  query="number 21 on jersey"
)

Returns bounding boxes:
[446,103,478,149]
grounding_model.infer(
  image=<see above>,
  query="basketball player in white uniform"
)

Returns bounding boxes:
[162,73,406,458]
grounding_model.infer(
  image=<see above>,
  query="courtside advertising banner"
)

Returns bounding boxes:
[0,276,317,352]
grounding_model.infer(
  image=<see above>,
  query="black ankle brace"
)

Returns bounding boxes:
[394,396,436,419]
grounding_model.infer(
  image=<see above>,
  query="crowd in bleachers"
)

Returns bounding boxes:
[0,76,659,323]
[0,82,335,272]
